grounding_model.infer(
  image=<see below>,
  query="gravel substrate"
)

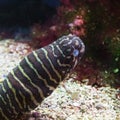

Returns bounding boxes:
[0,39,120,120]
[0,39,32,81]
[32,80,120,120]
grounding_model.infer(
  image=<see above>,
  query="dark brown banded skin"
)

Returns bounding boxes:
[0,34,85,120]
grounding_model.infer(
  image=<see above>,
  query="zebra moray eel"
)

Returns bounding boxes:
[0,34,85,120]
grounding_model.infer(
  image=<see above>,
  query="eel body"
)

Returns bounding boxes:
[0,34,85,120]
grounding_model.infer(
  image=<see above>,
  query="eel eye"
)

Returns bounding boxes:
[73,49,79,57]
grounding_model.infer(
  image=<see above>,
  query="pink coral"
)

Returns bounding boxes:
[69,16,85,36]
